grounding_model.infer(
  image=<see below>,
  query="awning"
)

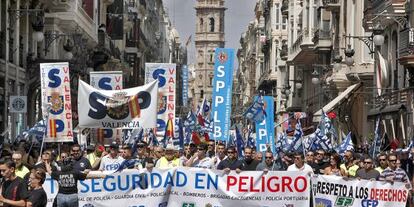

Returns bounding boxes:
[313,83,361,122]
[368,104,406,117]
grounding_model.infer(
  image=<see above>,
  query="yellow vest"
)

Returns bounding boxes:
[375,166,385,174]
[340,163,359,177]
[15,165,30,179]
[158,157,180,168]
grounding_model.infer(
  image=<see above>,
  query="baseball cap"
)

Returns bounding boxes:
[109,143,119,150]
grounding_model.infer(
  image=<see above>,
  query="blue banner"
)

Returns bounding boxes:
[255,96,275,152]
[211,48,235,141]
[182,65,189,107]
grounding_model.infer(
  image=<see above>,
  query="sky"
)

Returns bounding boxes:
[162,0,257,64]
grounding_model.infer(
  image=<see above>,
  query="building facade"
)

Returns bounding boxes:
[0,0,183,142]
[237,0,414,147]
[193,0,226,106]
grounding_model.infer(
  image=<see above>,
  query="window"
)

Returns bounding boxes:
[282,17,287,30]
[200,90,204,99]
[209,17,215,32]
[200,18,204,32]
[275,3,280,30]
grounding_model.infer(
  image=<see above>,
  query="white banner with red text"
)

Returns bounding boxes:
[40,62,73,142]
[312,175,410,207]
[77,80,158,129]
[43,168,310,207]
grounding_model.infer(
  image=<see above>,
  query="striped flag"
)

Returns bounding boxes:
[129,95,141,118]
[49,119,57,138]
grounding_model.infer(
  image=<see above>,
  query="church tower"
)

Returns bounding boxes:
[193,0,226,105]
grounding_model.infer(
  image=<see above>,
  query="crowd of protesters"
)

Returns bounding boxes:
[0,139,413,206]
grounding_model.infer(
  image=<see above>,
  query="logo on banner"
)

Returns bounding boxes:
[182,203,195,207]
[48,92,64,115]
[335,197,354,206]
[361,199,378,207]
[82,204,95,207]
[106,92,130,119]
[217,51,228,63]
[314,198,332,207]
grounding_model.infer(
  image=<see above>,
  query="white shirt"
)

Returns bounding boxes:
[191,157,213,169]
[99,154,124,171]
[287,163,313,174]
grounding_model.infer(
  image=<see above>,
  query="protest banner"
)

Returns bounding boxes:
[40,62,73,142]
[90,71,124,144]
[43,168,310,207]
[255,96,275,153]
[77,80,158,129]
[312,175,409,207]
[211,48,235,142]
[145,63,176,136]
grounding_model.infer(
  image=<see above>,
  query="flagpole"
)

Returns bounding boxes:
[40,103,51,157]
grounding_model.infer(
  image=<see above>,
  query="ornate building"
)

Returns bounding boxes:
[193,0,226,105]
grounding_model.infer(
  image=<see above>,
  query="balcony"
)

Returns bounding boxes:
[369,88,414,116]
[322,0,340,11]
[368,0,407,29]
[288,28,316,64]
[312,28,332,51]
[43,0,98,44]
[281,0,289,17]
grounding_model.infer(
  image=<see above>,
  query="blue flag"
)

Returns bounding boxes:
[184,111,197,131]
[176,118,184,150]
[337,132,354,155]
[235,126,245,158]
[243,96,266,122]
[245,129,255,148]
[130,128,144,156]
[149,130,159,146]
[371,117,381,158]
[288,120,303,153]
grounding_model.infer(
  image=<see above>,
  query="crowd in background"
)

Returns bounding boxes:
[0,139,413,206]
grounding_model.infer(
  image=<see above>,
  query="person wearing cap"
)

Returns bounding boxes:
[185,143,213,169]
[99,143,124,172]
[71,144,92,172]
[86,144,105,168]
[155,144,182,169]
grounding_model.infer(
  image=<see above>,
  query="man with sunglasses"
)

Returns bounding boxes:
[287,152,313,174]
[70,144,91,172]
[155,144,182,169]
[379,153,411,186]
[216,146,242,171]
[313,149,329,174]
[375,153,388,174]
[240,147,260,171]
[355,156,380,180]
[185,143,213,169]
[256,151,282,172]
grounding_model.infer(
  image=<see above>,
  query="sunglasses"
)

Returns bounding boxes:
[227,151,235,154]
[388,159,397,162]
[265,156,272,159]
[379,159,386,161]
[364,162,372,164]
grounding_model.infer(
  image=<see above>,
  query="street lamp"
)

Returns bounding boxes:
[32,15,44,42]
[333,55,343,72]
[312,69,320,85]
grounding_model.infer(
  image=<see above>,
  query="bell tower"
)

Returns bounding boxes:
[193,0,226,105]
